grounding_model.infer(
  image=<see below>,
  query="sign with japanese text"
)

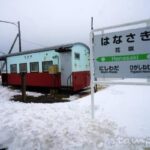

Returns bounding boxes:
[94,27,150,78]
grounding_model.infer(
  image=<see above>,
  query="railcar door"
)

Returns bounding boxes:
[60,52,72,86]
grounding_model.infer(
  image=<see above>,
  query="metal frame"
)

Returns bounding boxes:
[90,18,150,119]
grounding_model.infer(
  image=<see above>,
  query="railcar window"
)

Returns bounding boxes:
[75,53,80,60]
[30,62,39,72]
[42,61,53,72]
[19,63,27,73]
[10,64,17,73]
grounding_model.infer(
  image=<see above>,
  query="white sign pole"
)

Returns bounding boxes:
[90,17,95,119]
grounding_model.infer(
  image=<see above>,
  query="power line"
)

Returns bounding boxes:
[0,20,17,26]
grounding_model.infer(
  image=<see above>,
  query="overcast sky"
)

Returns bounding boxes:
[0,0,150,54]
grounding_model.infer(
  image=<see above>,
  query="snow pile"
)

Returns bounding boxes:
[83,84,150,137]
[0,86,19,102]
[0,82,150,150]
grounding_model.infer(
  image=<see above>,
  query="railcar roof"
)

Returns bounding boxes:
[0,42,89,60]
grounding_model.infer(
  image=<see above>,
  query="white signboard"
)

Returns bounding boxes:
[94,27,150,78]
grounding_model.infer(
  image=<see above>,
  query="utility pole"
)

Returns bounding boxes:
[0,20,22,53]
[17,21,26,101]
[18,21,22,52]
[0,20,25,101]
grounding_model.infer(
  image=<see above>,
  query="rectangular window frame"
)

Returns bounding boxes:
[42,61,53,72]
[30,62,39,73]
[10,64,17,73]
[19,63,27,73]
[75,53,80,60]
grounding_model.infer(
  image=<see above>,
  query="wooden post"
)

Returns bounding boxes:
[21,72,26,101]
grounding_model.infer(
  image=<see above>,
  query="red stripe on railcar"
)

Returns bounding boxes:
[8,73,21,85]
[6,71,90,91]
[72,71,90,91]
[7,73,61,88]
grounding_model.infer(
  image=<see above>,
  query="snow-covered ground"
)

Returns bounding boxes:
[0,80,150,150]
